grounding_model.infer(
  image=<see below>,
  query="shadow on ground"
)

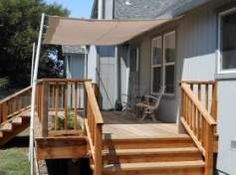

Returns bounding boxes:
[46,158,92,175]
[1,136,29,149]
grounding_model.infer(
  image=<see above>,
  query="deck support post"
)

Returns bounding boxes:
[205,125,214,175]
[42,82,48,137]
[94,124,103,175]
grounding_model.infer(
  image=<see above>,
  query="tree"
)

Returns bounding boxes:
[0,0,70,87]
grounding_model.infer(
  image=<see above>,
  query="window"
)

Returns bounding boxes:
[219,8,236,73]
[151,31,176,94]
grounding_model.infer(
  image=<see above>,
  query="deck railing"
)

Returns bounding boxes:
[0,86,31,124]
[84,81,103,175]
[181,81,218,121]
[36,79,87,137]
[180,81,217,175]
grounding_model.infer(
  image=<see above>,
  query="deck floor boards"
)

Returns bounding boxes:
[102,111,184,139]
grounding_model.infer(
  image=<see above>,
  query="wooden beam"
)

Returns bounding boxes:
[35,136,87,160]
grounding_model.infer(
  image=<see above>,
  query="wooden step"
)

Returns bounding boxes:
[103,147,202,164]
[0,123,13,132]
[0,117,30,147]
[102,160,205,175]
[11,116,22,125]
[0,131,3,138]
[103,135,194,149]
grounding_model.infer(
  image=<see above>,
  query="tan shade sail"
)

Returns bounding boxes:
[43,16,171,46]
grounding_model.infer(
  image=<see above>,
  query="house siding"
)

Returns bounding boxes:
[179,3,236,174]
[134,1,236,174]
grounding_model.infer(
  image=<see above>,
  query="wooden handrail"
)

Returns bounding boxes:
[84,82,103,124]
[180,82,217,175]
[38,78,92,83]
[0,86,32,124]
[181,80,215,84]
[180,80,218,121]
[0,86,31,105]
[84,81,103,175]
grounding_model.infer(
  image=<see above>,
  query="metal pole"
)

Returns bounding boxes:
[30,43,36,85]
[29,13,45,175]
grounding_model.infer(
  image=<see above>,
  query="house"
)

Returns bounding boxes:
[0,0,236,175]
[89,0,235,174]
[87,0,195,110]
[126,0,236,174]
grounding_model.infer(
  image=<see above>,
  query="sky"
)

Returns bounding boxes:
[45,0,94,18]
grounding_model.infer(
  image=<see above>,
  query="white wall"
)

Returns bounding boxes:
[87,45,97,83]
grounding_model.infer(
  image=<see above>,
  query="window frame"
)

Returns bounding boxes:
[163,31,176,96]
[151,36,163,95]
[151,31,176,96]
[218,7,236,74]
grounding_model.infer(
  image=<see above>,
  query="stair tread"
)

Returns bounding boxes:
[11,117,22,125]
[0,131,3,138]
[104,134,191,141]
[0,123,13,132]
[103,147,199,156]
[103,160,205,172]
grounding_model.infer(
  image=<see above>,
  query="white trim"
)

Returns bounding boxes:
[217,7,236,74]
[151,36,162,94]
[150,31,176,95]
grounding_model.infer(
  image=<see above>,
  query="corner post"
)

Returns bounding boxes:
[42,82,48,137]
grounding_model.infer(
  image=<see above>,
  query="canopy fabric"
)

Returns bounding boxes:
[43,16,171,46]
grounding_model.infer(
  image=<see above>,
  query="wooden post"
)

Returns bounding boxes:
[54,83,59,130]
[2,102,8,122]
[94,124,103,175]
[74,83,78,130]
[205,125,214,175]
[211,82,218,121]
[64,82,68,130]
[42,82,48,137]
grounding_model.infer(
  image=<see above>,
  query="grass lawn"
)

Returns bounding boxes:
[0,129,30,175]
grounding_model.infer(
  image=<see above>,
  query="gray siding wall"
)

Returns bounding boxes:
[104,0,113,19]
[179,4,236,174]
[135,2,236,174]
[175,3,217,125]
[217,81,236,175]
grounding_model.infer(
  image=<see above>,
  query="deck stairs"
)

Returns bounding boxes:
[0,86,31,147]
[90,135,205,175]
[0,114,30,146]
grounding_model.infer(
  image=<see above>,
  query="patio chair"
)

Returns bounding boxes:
[120,94,142,118]
[136,87,165,122]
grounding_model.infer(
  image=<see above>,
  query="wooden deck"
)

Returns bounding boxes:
[102,111,182,139]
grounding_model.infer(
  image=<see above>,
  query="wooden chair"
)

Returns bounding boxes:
[136,87,165,122]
